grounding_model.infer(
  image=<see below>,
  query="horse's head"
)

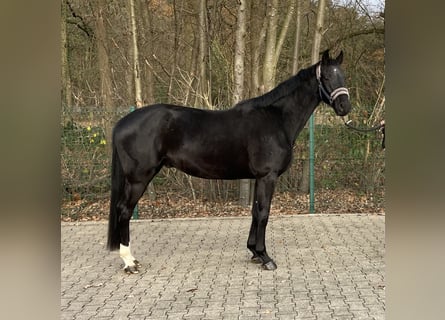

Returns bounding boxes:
[317,50,352,116]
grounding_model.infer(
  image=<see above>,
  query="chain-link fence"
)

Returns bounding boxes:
[61,106,384,219]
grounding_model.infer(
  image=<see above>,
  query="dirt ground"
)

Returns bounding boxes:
[61,189,384,222]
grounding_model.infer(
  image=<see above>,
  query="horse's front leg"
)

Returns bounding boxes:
[247,181,262,263]
[253,174,277,270]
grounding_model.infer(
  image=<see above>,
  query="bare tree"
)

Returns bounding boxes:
[299,0,327,196]
[233,0,250,206]
[129,0,143,107]
[250,2,267,97]
[239,0,297,204]
[292,0,304,74]
[168,0,181,104]
[311,0,327,65]
[232,0,246,105]
[293,0,309,193]
[93,0,115,145]
[139,0,155,105]
[197,0,210,107]
[61,0,73,108]
[262,0,296,90]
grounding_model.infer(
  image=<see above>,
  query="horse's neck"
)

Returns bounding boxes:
[282,71,320,143]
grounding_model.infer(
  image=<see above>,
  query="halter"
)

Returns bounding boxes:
[316,64,350,105]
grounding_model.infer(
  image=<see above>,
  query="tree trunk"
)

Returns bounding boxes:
[198,0,210,108]
[232,0,246,105]
[312,0,330,124]
[61,0,73,108]
[139,0,154,105]
[310,0,326,210]
[250,2,267,97]
[168,0,181,104]
[129,0,143,107]
[299,0,327,195]
[93,0,114,148]
[311,0,326,65]
[233,0,250,206]
[294,0,309,193]
[130,0,155,199]
[262,0,278,90]
[292,0,303,74]
[263,0,295,90]
[273,1,296,69]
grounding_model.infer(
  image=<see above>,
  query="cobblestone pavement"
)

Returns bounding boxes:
[61,214,385,320]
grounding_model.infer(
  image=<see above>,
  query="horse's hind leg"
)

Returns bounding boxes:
[118,180,146,274]
[118,168,160,274]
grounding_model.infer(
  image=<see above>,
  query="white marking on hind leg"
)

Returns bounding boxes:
[120,243,137,270]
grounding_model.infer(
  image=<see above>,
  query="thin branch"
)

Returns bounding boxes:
[335,27,384,45]
[151,54,172,78]
[66,0,93,38]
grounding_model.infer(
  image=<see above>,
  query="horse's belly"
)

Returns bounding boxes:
[165,150,253,180]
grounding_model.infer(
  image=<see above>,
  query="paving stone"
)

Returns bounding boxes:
[62,214,385,320]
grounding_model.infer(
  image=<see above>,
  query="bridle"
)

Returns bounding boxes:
[316,63,350,106]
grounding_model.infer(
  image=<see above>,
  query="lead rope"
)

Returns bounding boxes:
[343,118,385,149]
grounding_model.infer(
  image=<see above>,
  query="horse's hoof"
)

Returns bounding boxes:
[124,265,139,274]
[262,260,277,271]
[251,255,263,264]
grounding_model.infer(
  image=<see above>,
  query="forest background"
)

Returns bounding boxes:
[61,0,385,221]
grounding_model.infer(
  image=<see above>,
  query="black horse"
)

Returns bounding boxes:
[107,50,351,273]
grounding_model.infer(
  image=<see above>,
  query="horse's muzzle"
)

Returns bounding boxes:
[333,96,351,116]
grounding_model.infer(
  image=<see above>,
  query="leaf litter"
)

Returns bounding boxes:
[61,190,384,222]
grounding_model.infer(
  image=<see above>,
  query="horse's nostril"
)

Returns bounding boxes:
[336,103,349,116]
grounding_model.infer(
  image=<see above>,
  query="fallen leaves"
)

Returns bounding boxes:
[83,282,104,289]
[61,189,384,222]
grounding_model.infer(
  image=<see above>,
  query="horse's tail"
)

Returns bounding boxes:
[107,141,124,251]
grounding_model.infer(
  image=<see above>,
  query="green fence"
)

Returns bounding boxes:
[61,106,384,219]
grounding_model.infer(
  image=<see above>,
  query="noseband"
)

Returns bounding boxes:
[316,64,349,105]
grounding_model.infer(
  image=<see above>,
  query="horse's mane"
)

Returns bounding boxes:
[234,65,315,109]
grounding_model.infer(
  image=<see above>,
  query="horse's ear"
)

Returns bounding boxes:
[335,50,344,64]
[321,49,330,64]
